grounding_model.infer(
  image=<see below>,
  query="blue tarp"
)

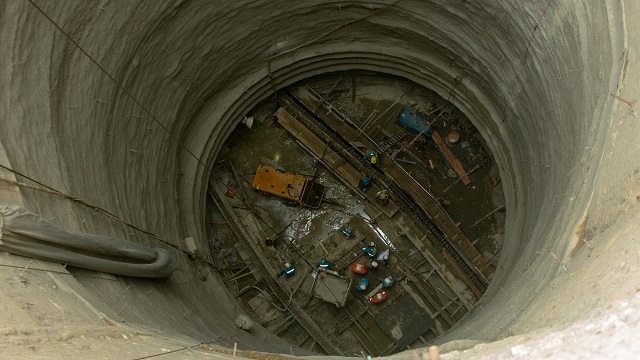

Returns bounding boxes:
[398,108,432,135]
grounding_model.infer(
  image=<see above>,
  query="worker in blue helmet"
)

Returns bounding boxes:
[382,276,395,288]
[356,278,369,292]
[358,177,371,191]
[362,242,378,257]
[283,262,296,278]
[341,224,355,239]
[316,257,336,271]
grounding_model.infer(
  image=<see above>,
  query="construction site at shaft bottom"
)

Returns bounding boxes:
[206,74,505,356]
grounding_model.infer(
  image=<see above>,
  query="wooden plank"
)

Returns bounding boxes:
[443,250,483,299]
[277,108,359,183]
[275,107,398,218]
[431,130,471,185]
[394,214,477,309]
[396,265,455,327]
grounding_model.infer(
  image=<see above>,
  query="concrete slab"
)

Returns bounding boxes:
[313,273,352,307]
[373,295,434,349]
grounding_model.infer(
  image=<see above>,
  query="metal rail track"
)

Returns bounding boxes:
[279,90,487,294]
[209,183,343,355]
[333,299,369,334]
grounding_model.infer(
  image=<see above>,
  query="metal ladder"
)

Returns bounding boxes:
[379,131,406,153]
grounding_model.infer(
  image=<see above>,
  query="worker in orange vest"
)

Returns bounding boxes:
[351,262,367,275]
[368,289,387,304]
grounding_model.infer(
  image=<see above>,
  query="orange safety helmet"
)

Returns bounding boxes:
[368,290,388,304]
[351,262,367,274]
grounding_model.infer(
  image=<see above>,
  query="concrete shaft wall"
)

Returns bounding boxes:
[1,0,640,357]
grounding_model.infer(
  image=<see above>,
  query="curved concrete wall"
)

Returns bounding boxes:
[1,0,640,356]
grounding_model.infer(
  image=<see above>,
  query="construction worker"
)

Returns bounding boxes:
[316,257,336,271]
[356,278,369,292]
[368,289,387,304]
[382,276,395,288]
[351,262,367,275]
[375,190,389,204]
[358,177,371,192]
[377,249,390,266]
[283,262,296,279]
[341,224,355,239]
[365,150,379,166]
[362,242,378,257]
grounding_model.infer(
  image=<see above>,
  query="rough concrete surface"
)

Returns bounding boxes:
[1,0,640,359]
